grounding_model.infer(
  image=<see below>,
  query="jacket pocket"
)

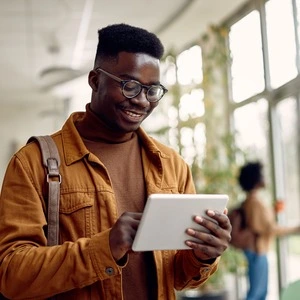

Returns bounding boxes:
[59,192,94,242]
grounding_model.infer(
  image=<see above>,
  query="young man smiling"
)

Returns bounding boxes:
[0,24,231,299]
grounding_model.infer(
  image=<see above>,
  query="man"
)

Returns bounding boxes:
[0,24,231,299]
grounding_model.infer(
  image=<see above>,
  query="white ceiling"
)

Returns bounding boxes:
[0,0,246,108]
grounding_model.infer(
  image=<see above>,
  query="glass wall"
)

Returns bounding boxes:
[143,45,206,167]
[276,98,300,284]
[227,0,300,299]
[229,10,265,102]
[146,1,300,299]
[265,0,297,88]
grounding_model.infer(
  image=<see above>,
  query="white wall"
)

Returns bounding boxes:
[0,99,65,185]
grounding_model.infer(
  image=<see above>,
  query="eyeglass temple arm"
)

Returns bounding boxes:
[95,68,122,82]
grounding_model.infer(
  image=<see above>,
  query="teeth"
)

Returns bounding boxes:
[125,111,141,117]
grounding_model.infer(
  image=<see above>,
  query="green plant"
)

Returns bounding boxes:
[149,25,249,296]
[196,24,249,293]
[193,132,248,293]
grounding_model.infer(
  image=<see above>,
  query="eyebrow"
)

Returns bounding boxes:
[119,73,161,86]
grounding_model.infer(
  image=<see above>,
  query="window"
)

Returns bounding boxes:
[144,45,205,162]
[233,100,269,164]
[275,97,300,284]
[266,0,297,88]
[227,0,300,296]
[229,10,265,102]
[276,98,300,224]
[177,45,203,85]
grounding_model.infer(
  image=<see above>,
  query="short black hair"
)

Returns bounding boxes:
[238,161,263,192]
[94,23,164,65]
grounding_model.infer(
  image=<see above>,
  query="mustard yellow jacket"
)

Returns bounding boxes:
[0,112,218,299]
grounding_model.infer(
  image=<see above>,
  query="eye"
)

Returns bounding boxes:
[123,81,141,93]
[148,86,163,97]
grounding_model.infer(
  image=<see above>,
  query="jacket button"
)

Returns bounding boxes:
[105,267,114,276]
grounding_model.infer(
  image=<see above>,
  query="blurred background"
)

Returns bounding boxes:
[0,0,299,299]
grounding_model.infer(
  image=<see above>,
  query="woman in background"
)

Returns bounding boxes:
[238,161,300,300]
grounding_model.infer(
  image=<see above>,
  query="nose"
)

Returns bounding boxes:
[130,88,150,108]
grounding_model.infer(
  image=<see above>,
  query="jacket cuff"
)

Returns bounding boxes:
[186,251,219,280]
[89,229,127,280]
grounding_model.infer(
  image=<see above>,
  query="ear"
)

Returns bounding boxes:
[88,70,98,91]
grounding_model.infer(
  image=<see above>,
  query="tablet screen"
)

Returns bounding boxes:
[132,193,228,251]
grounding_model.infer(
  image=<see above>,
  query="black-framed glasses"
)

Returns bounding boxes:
[95,67,168,103]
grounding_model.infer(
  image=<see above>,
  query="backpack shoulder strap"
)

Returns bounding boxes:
[27,135,61,246]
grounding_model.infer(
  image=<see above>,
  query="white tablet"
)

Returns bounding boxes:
[132,193,228,252]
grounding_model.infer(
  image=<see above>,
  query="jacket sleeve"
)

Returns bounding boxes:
[247,200,300,237]
[174,251,219,290]
[0,154,122,299]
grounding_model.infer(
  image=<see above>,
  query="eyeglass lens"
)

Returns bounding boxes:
[123,81,164,102]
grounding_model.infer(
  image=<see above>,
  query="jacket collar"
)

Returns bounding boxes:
[61,111,170,166]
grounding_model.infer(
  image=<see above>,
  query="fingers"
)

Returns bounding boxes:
[109,212,142,261]
[186,241,226,260]
[185,210,231,260]
[118,212,142,230]
[185,231,228,261]
[205,209,231,230]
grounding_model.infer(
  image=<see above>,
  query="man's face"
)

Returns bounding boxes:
[89,51,161,133]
